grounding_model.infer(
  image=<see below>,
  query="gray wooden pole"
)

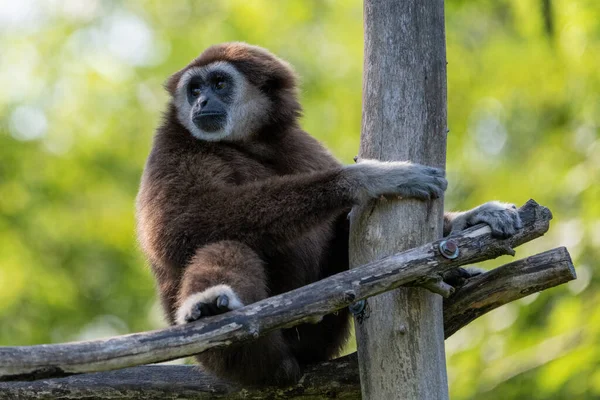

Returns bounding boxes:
[349,0,450,399]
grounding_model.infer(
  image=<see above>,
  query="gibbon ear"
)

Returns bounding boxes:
[164,69,185,96]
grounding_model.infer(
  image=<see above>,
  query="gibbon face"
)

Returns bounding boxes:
[173,61,270,142]
[166,42,301,142]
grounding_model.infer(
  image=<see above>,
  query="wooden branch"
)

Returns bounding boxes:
[443,246,575,338]
[0,200,551,382]
[0,245,575,399]
[0,355,360,400]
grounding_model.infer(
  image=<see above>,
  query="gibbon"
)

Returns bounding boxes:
[136,42,522,385]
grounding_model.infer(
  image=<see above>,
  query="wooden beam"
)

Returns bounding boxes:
[351,0,450,398]
[0,246,575,399]
[0,356,360,400]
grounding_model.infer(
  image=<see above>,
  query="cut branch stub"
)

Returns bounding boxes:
[443,246,575,338]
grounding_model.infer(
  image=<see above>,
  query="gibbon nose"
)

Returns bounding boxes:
[197,98,226,116]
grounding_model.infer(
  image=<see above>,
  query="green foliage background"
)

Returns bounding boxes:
[0,1,598,398]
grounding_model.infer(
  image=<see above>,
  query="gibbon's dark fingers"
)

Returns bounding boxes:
[448,201,523,239]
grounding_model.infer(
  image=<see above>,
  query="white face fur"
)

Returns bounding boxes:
[174,61,271,142]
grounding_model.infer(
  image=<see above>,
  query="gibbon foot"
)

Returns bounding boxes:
[176,284,244,324]
[442,266,486,289]
[450,201,523,239]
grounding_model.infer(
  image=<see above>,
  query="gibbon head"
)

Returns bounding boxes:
[166,42,301,142]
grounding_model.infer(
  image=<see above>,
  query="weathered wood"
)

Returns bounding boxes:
[0,246,575,399]
[443,246,575,338]
[0,201,550,381]
[350,0,449,398]
[0,355,360,400]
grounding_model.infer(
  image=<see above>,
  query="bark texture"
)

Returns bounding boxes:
[0,356,360,400]
[350,0,449,398]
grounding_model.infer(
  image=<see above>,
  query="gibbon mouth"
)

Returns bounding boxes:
[193,112,227,132]
[198,112,226,116]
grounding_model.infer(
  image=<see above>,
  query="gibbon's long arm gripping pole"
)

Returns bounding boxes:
[0,200,574,383]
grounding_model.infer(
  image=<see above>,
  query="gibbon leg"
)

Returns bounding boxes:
[176,241,301,385]
[175,241,267,323]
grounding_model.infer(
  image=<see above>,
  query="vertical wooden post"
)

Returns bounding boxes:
[349,0,449,399]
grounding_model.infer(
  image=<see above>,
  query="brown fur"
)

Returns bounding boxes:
[137,42,357,385]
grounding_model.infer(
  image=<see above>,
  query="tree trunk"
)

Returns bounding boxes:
[349,0,449,399]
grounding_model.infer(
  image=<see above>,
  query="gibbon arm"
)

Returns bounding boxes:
[139,161,446,268]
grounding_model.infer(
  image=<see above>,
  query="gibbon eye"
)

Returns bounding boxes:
[189,82,201,97]
[214,78,227,91]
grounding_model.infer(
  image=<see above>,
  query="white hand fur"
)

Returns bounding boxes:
[176,284,244,325]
